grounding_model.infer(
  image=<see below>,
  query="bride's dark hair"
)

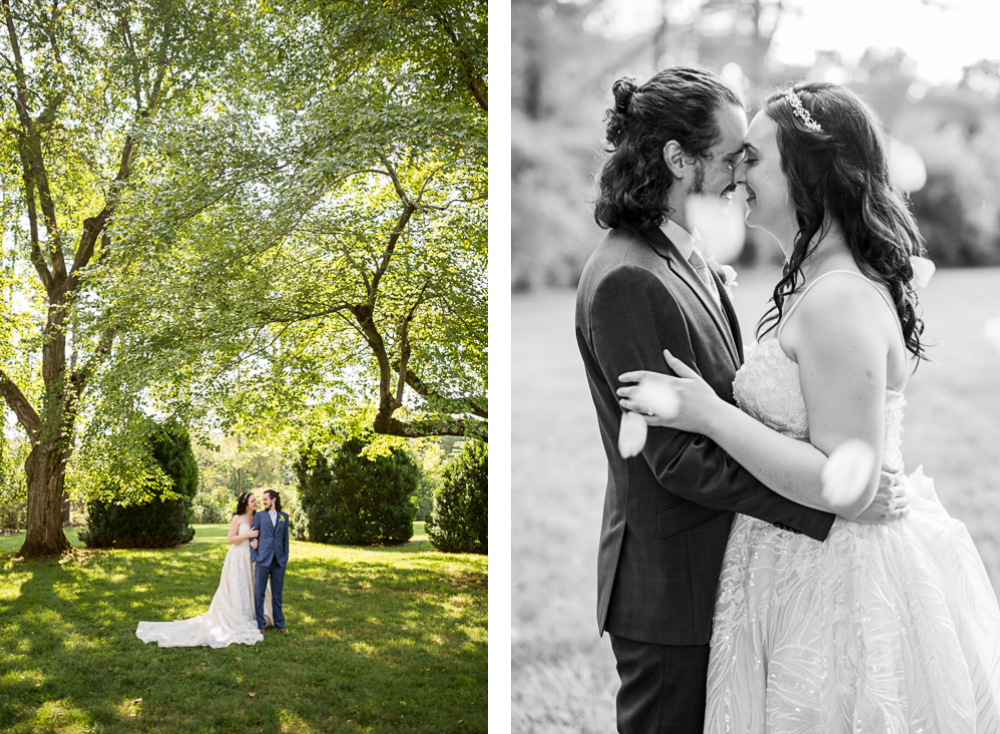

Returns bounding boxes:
[756,81,927,362]
[234,492,252,517]
[264,489,282,513]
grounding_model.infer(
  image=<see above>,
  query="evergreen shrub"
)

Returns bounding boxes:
[81,422,199,548]
[295,435,418,546]
[426,440,487,554]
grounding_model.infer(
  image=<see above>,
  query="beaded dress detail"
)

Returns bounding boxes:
[136,523,273,648]
[703,336,1000,733]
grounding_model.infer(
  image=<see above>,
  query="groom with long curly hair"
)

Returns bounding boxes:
[251,489,290,634]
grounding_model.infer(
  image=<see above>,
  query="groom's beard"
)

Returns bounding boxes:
[690,160,706,195]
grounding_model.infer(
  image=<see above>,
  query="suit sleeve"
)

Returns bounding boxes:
[590,265,835,539]
[249,514,258,562]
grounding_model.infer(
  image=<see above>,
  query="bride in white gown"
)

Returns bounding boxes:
[619,82,1000,732]
[136,492,273,648]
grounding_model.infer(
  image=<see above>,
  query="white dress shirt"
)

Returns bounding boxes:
[269,509,277,526]
[660,218,722,309]
[660,218,699,262]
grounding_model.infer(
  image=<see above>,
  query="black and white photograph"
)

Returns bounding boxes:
[513,0,1000,731]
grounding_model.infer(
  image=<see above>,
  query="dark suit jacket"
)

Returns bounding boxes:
[575,221,835,646]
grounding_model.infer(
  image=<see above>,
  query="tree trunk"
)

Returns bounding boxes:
[19,443,72,557]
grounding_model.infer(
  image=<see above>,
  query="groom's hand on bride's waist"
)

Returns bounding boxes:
[853,468,908,525]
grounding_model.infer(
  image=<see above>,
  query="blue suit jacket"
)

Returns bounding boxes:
[250,510,289,567]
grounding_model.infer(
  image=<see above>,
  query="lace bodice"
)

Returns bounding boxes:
[236,522,252,546]
[733,337,905,470]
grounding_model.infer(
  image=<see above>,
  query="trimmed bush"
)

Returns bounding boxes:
[426,440,487,554]
[295,436,418,546]
[81,422,199,548]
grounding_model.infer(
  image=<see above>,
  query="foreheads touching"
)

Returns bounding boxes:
[594,65,747,229]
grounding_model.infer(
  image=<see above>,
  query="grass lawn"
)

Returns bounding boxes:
[513,267,1000,732]
[0,522,487,733]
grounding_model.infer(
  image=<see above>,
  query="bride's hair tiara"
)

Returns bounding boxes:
[785,89,822,132]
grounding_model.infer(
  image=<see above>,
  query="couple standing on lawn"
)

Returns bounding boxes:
[135,489,290,648]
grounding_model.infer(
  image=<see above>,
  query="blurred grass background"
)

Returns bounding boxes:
[511,267,1000,732]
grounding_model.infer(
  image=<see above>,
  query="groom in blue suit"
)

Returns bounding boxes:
[250,489,289,633]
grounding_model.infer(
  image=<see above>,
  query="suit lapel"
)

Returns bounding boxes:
[714,273,745,362]
[635,224,741,368]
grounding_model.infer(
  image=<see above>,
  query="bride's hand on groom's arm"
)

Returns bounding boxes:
[851,468,908,524]
[617,349,728,436]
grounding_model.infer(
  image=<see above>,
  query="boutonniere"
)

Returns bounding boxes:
[706,255,739,289]
[278,516,285,522]
[720,265,738,288]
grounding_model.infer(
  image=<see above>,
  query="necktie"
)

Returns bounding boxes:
[688,248,722,309]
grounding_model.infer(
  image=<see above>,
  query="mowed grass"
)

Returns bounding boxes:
[0,522,487,733]
[512,267,1000,733]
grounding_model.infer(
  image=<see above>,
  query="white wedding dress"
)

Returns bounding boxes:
[136,523,274,648]
[704,333,1000,733]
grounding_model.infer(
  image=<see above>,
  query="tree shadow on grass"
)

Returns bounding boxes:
[0,542,486,733]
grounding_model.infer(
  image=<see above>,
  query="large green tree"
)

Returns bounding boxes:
[89,0,488,446]
[0,0,240,556]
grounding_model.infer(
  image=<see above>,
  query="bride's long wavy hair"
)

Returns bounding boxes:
[756,82,928,363]
[234,492,252,517]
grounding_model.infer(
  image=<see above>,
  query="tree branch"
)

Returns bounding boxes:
[4,0,67,280]
[371,157,415,302]
[4,5,54,292]
[433,11,487,113]
[350,301,394,410]
[69,134,137,282]
[393,282,431,405]
[74,321,117,397]
[37,0,68,127]
[390,362,488,420]
[254,303,354,324]
[0,367,41,441]
[373,413,487,441]
[378,155,410,205]
[14,136,54,292]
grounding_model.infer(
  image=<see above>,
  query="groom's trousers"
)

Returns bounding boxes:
[610,634,709,734]
[255,558,285,630]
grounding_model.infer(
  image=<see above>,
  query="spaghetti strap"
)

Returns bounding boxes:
[776,269,903,344]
